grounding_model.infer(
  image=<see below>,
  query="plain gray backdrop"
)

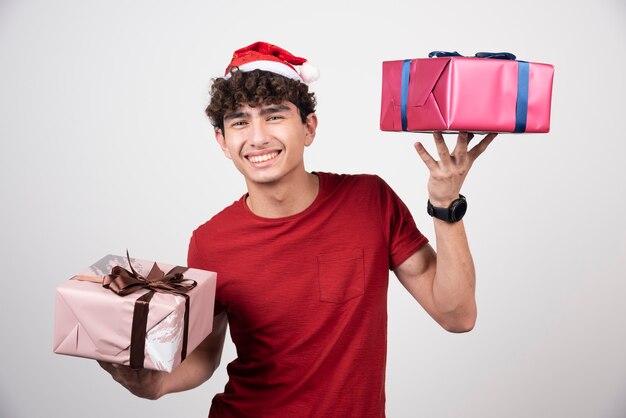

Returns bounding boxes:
[1,0,625,417]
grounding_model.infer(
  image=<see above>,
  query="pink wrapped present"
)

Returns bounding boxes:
[53,253,217,372]
[380,51,554,133]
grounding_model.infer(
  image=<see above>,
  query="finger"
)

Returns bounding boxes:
[451,131,471,158]
[433,131,452,163]
[414,142,439,171]
[97,361,129,385]
[468,132,498,161]
[98,361,116,374]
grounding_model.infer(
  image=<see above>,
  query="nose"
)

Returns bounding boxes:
[248,118,270,147]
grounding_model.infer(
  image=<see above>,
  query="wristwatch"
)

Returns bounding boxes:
[427,195,467,223]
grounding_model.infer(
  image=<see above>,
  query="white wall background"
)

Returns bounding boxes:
[1,0,625,417]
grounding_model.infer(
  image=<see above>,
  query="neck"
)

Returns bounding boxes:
[245,171,319,218]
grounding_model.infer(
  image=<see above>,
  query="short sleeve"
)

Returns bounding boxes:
[188,231,226,316]
[376,177,429,269]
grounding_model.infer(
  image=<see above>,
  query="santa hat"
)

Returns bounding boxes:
[223,41,320,84]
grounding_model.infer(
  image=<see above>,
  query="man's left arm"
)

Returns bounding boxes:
[393,131,497,333]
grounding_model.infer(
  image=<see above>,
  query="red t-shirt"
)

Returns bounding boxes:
[188,172,428,418]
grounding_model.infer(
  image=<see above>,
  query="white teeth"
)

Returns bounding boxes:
[249,152,278,163]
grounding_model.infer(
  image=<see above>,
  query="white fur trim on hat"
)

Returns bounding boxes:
[224,60,303,82]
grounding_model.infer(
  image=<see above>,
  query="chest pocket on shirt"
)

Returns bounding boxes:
[317,248,365,303]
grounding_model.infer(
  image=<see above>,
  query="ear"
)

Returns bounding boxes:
[215,128,232,160]
[304,113,318,147]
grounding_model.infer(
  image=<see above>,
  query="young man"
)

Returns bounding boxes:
[100,42,496,417]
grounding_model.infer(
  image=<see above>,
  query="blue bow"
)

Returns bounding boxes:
[428,51,517,60]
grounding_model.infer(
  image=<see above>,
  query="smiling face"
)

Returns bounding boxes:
[216,101,317,188]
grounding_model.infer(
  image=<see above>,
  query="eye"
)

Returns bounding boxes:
[230,120,248,127]
[267,115,283,121]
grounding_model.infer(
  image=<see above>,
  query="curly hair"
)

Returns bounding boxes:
[205,69,317,133]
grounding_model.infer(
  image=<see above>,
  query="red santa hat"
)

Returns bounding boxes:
[223,41,320,84]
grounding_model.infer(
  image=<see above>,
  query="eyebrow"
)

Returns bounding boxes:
[259,104,291,116]
[223,111,248,122]
[223,104,292,122]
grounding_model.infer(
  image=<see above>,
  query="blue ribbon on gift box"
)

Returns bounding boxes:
[514,61,529,133]
[400,51,529,133]
[401,59,411,131]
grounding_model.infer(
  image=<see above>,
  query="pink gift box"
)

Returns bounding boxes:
[380,54,554,133]
[53,254,217,372]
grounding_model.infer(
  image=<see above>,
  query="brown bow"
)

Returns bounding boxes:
[103,251,195,297]
[102,251,196,369]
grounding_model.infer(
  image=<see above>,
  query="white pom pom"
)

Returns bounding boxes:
[299,61,320,84]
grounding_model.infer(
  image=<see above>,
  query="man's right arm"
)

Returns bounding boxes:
[99,310,228,400]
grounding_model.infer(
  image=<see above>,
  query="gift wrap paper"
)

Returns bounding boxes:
[380,56,554,133]
[53,254,217,372]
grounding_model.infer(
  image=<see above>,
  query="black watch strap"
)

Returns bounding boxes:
[427,194,467,223]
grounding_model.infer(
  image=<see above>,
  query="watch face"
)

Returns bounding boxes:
[451,200,467,221]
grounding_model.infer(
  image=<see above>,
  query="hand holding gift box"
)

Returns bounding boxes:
[53,253,217,372]
[380,51,554,134]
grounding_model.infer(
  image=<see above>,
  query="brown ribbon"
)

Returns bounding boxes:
[101,251,196,369]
